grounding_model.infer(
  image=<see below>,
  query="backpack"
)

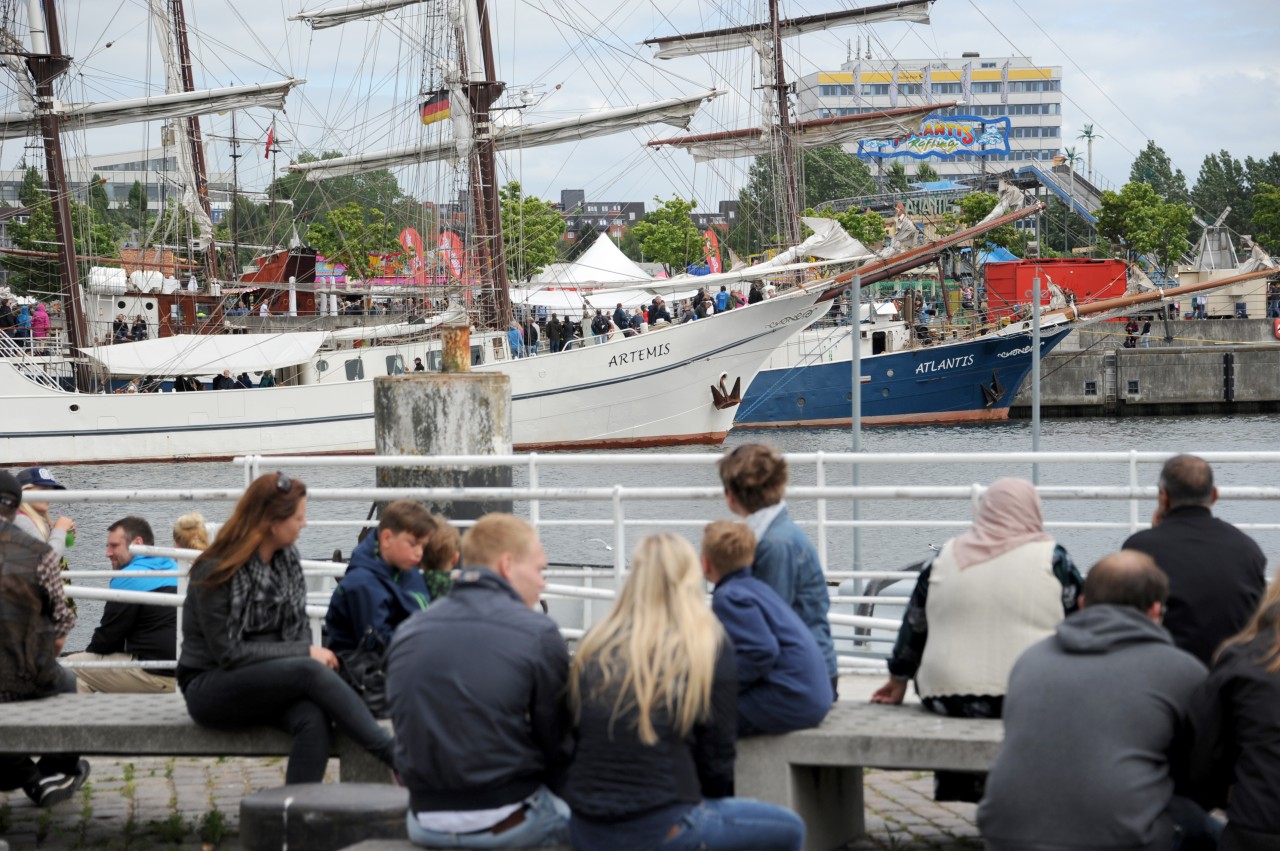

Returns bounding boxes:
[592,315,609,335]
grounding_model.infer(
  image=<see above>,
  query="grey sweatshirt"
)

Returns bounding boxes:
[977,604,1207,851]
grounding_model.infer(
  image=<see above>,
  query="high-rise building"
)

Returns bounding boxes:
[795,53,1063,179]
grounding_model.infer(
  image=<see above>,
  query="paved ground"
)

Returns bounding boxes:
[0,676,984,850]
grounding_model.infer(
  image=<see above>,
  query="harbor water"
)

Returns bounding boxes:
[48,414,1280,650]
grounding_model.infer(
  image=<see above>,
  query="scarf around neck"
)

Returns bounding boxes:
[227,545,307,642]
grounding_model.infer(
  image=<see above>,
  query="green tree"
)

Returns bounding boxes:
[304,202,399,282]
[1129,140,1189,204]
[628,196,702,273]
[1097,181,1193,271]
[805,206,886,249]
[87,174,109,218]
[732,145,876,255]
[915,163,940,183]
[1191,150,1249,233]
[949,191,1029,254]
[1252,183,1280,255]
[127,180,149,232]
[6,200,118,295]
[885,161,910,193]
[1245,154,1280,195]
[498,181,565,282]
[18,166,44,207]
[270,151,413,233]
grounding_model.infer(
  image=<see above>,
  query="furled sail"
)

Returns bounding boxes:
[649,104,941,162]
[643,0,933,60]
[0,79,303,140]
[290,90,721,181]
[290,0,425,29]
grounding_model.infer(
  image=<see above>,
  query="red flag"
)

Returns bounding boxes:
[264,125,275,159]
[703,229,722,274]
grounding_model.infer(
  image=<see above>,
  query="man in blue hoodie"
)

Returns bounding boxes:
[702,520,831,736]
[67,517,179,693]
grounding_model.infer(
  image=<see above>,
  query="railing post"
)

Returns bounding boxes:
[612,485,626,581]
[1129,449,1140,534]
[528,453,540,530]
[815,452,828,571]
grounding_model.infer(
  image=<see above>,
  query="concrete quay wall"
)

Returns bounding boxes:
[1061,318,1280,351]
[1011,341,1280,417]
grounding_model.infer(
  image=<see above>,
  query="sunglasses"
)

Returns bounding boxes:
[276,472,293,494]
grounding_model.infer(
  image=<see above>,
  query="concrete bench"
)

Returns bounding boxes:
[343,845,567,851]
[735,701,1003,851]
[0,693,390,784]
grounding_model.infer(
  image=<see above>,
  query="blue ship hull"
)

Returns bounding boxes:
[736,326,1073,427]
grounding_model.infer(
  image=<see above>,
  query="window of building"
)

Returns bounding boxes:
[1008,80,1060,93]
[1084,381,1098,396]
[897,83,922,96]
[629,212,635,220]
[931,82,962,94]
[861,83,890,96]
[971,81,1002,93]
[980,62,997,68]
[1127,379,1140,395]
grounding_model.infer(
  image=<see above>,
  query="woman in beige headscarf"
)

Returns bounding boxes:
[870,477,1083,801]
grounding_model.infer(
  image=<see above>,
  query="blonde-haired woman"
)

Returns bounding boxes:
[564,533,803,851]
[172,512,209,551]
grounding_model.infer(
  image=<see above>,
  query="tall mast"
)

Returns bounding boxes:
[167,0,218,282]
[26,0,91,389]
[769,0,801,248]
[463,0,510,329]
[229,110,241,275]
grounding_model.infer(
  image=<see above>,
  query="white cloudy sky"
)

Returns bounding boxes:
[6,0,1278,214]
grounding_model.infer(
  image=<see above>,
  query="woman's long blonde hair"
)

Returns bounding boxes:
[569,533,723,745]
[1219,574,1280,673]
[172,512,210,551]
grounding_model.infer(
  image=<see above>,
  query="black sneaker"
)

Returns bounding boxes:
[24,759,90,808]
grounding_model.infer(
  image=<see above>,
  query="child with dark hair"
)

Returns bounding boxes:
[701,520,831,736]
[420,514,460,602]
[326,499,435,653]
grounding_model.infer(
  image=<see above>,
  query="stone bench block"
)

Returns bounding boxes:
[342,844,569,851]
[242,783,409,851]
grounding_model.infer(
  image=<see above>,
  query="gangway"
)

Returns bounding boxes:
[1011,163,1102,224]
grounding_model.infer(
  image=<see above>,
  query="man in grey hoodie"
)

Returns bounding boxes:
[978,550,1214,851]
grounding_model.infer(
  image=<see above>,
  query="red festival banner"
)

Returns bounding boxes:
[703,229,722,274]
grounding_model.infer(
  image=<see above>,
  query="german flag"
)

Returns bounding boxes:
[419,90,450,126]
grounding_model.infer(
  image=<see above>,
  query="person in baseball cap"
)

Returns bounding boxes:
[16,467,65,490]
[0,469,21,509]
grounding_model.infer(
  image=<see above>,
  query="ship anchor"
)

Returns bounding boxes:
[711,374,743,410]
[980,370,1005,407]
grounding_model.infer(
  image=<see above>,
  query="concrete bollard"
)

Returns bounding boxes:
[373,371,513,521]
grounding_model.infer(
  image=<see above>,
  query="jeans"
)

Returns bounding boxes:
[182,656,394,784]
[659,798,805,851]
[0,666,81,791]
[406,785,570,849]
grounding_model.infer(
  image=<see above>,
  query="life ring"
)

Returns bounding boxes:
[1274,318,1280,340]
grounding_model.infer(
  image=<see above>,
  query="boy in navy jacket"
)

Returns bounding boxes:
[701,520,833,736]
[326,500,435,653]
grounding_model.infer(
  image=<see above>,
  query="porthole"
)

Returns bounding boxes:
[316,359,328,372]
[886,368,895,377]
[69,404,79,412]
[117,300,126,309]
[796,396,806,407]
[882,388,890,397]
[846,392,853,401]
[145,301,155,311]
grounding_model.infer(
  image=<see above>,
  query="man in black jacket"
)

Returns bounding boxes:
[66,517,178,692]
[1122,454,1266,665]
[387,513,571,848]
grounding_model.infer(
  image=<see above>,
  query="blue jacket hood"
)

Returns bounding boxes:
[109,554,180,591]
[326,533,431,652]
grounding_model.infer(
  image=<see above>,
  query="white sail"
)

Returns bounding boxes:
[290,0,425,29]
[644,0,933,60]
[978,178,1030,225]
[0,79,303,140]
[651,105,938,162]
[81,332,331,378]
[291,90,720,181]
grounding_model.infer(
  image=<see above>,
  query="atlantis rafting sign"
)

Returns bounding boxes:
[857,115,1011,160]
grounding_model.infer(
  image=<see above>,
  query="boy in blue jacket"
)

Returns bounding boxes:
[701,520,833,736]
[326,500,435,653]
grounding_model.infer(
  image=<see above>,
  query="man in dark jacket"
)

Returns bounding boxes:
[0,470,90,807]
[65,517,178,692]
[545,313,562,353]
[978,551,1215,851]
[387,513,571,848]
[1123,454,1266,665]
[611,302,627,330]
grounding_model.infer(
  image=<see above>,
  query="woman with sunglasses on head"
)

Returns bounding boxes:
[564,533,804,851]
[176,472,395,784]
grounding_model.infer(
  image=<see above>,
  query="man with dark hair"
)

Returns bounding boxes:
[1123,453,1266,664]
[65,516,178,693]
[979,551,1215,851]
[0,470,91,807]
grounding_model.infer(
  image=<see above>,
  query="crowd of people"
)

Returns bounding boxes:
[1,449,1278,851]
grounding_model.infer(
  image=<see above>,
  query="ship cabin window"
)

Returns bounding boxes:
[344,359,365,381]
[426,351,443,372]
[471,344,484,366]
[872,331,888,355]
[492,337,507,361]
[386,355,405,375]
[1127,379,1140,395]
[1084,381,1098,396]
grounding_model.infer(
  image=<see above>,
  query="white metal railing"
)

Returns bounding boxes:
[43,449,1280,675]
